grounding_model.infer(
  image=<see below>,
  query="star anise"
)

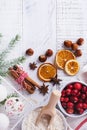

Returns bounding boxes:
[39,83,49,95]
[29,62,37,70]
[50,74,62,86]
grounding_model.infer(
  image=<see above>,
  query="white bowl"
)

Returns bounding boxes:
[58,80,87,118]
[22,107,67,130]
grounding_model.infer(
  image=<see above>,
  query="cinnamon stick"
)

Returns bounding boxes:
[9,65,40,94]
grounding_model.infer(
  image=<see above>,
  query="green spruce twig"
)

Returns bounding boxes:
[0,34,25,78]
[0,56,26,76]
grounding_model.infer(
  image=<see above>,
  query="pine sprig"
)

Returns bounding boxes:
[0,35,21,61]
[0,56,26,76]
[0,34,25,77]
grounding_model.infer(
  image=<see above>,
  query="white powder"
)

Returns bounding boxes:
[22,108,65,130]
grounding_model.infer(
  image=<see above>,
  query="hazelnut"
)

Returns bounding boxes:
[71,43,78,51]
[74,49,82,57]
[76,38,84,45]
[64,40,72,48]
[45,49,53,57]
[39,55,47,62]
[26,48,34,56]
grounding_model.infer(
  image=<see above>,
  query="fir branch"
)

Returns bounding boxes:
[0,56,26,76]
[0,34,20,61]
[9,56,26,66]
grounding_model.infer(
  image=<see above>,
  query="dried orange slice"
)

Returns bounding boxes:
[65,59,80,76]
[38,63,57,81]
[55,50,75,69]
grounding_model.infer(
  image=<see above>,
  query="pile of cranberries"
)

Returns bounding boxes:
[60,82,87,115]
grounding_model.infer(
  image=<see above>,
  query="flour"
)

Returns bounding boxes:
[22,108,65,130]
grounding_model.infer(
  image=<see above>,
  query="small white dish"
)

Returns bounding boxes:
[58,81,87,118]
[22,107,67,130]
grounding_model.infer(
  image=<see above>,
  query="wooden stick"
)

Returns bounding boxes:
[25,76,40,89]
[9,66,40,94]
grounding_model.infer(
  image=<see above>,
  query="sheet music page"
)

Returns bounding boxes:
[56,0,87,82]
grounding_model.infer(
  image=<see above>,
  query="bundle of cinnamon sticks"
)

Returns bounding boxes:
[9,65,40,94]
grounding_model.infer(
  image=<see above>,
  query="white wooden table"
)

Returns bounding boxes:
[0,0,87,130]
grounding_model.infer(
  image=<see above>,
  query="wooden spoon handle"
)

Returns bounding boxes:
[46,90,61,109]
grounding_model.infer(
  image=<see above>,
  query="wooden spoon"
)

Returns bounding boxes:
[35,90,61,129]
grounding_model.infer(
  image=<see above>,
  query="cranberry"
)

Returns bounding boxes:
[73,96,78,103]
[81,94,86,99]
[67,84,73,89]
[78,108,84,114]
[76,103,83,110]
[71,89,78,96]
[83,103,87,109]
[74,83,82,90]
[62,90,66,97]
[60,97,64,102]
[65,89,71,95]
[61,82,87,115]
[77,91,81,97]
[63,97,69,103]
[61,102,67,109]
[81,86,87,93]
[67,102,74,108]
[66,108,74,114]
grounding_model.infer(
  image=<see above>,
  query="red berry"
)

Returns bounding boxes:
[81,94,86,99]
[66,108,74,114]
[60,97,64,102]
[77,91,81,97]
[81,86,87,93]
[63,97,69,102]
[76,103,83,110]
[67,84,73,89]
[83,103,87,109]
[73,96,78,103]
[67,102,74,108]
[74,83,82,90]
[78,108,84,114]
[62,90,66,97]
[61,102,67,109]
[66,89,71,95]
[71,89,78,96]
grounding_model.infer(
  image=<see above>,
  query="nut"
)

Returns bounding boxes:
[74,49,82,57]
[26,48,34,56]
[71,43,78,51]
[76,38,84,46]
[45,49,53,57]
[64,40,72,48]
[39,55,47,62]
